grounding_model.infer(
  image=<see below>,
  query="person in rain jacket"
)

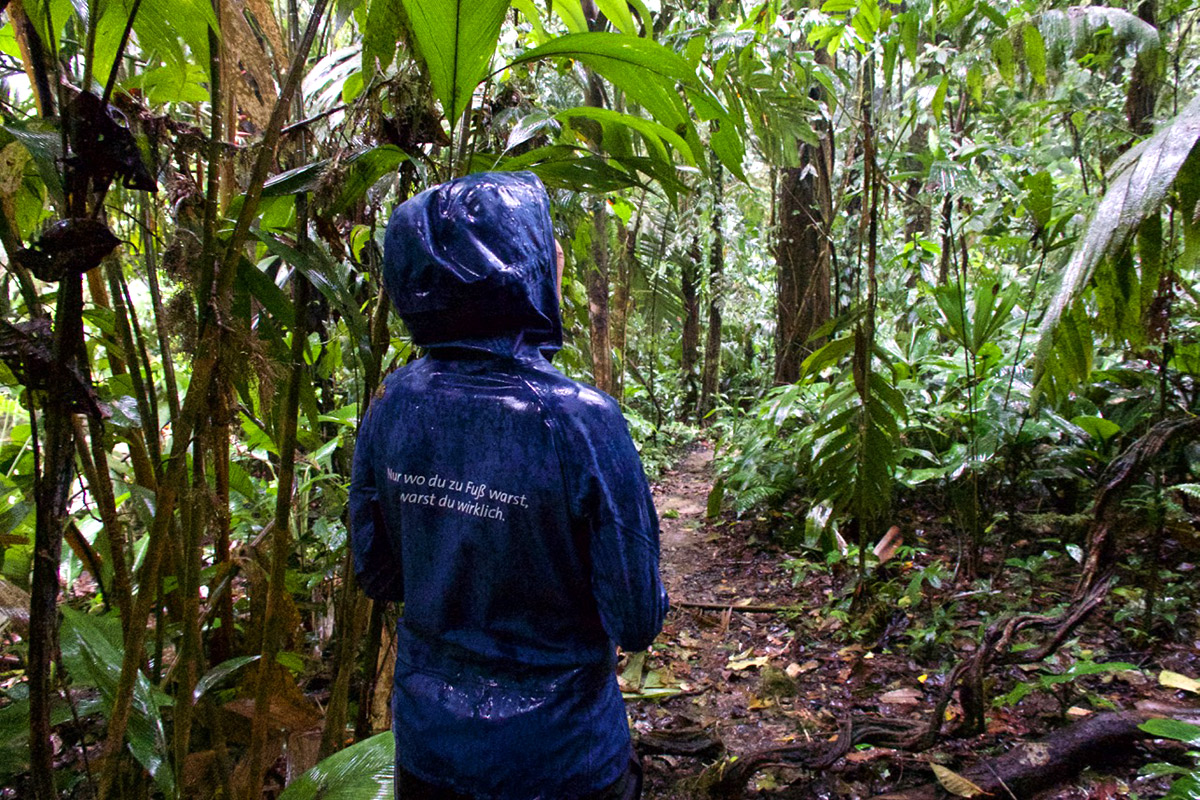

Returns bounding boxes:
[349,171,669,800]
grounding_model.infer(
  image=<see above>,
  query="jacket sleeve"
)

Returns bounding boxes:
[566,400,668,652]
[349,402,405,602]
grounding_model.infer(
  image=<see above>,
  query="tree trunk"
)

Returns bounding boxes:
[1124,0,1157,136]
[698,153,725,422]
[774,56,833,384]
[611,215,636,402]
[587,198,615,396]
[680,236,701,415]
[29,277,83,800]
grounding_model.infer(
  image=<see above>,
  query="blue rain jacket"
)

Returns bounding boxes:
[349,171,668,799]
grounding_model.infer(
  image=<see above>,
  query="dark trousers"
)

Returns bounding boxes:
[396,753,643,800]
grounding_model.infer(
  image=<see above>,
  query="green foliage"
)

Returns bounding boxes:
[1140,718,1200,800]
[278,732,394,800]
[993,657,1138,712]
[60,608,176,798]
[397,0,511,126]
[1035,93,1200,404]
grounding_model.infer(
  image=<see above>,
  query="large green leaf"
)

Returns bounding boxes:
[507,33,745,178]
[555,106,694,166]
[60,607,176,798]
[363,0,404,75]
[508,33,694,128]
[1033,93,1200,399]
[278,732,394,800]
[398,0,510,125]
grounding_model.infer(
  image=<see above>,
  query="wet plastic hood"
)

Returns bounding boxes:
[382,170,562,359]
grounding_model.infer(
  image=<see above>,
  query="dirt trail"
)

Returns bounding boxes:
[655,445,717,597]
[635,442,819,797]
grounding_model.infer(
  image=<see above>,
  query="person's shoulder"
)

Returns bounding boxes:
[528,363,621,418]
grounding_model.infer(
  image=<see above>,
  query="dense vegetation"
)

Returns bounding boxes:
[0,0,1197,797]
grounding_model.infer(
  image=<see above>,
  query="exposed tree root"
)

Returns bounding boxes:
[869,711,1153,800]
[1075,415,1200,597]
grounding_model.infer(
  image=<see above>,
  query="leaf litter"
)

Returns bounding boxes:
[633,442,1200,799]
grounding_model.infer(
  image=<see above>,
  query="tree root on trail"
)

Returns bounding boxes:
[869,711,1155,800]
[688,569,1116,798]
[691,707,1200,800]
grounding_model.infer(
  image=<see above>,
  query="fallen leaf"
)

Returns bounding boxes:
[932,764,988,797]
[1160,670,1200,694]
[728,655,770,671]
[618,652,646,692]
[786,660,819,678]
[879,688,923,705]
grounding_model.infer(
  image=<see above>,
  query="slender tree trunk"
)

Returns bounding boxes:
[29,277,83,800]
[1125,0,1157,135]
[611,216,635,402]
[680,235,701,415]
[587,197,615,396]
[699,152,725,422]
[97,7,330,794]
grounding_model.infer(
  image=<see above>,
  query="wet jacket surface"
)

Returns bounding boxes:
[349,171,668,799]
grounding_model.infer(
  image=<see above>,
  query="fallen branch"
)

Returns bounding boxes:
[674,600,798,613]
[870,711,1155,800]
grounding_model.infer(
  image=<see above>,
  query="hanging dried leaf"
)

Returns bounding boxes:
[873,525,904,564]
[13,218,121,282]
[931,764,989,798]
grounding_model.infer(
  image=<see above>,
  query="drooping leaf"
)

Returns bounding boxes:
[508,33,694,128]
[1023,22,1046,86]
[398,0,511,125]
[554,106,694,166]
[1033,93,1200,400]
[363,0,404,75]
[193,656,261,702]
[504,109,560,152]
[60,608,176,798]
[595,0,637,34]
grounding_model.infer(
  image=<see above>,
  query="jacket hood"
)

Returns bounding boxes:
[383,171,561,359]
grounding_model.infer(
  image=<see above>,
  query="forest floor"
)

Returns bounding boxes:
[632,441,1200,800]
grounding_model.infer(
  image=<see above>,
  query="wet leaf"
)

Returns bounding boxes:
[1160,670,1200,694]
[277,732,394,800]
[879,688,923,705]
[1139,718,1200,745]
[932,763,988,797]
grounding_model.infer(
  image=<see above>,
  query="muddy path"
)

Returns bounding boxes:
[632,441,825,798]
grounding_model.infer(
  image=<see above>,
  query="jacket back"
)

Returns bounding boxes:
[349,172,668,799]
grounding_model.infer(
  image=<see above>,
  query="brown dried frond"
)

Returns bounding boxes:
[164,289,198,353]
[161,229,204,287]
[221,317,279,392]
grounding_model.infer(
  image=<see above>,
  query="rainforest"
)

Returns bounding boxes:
[0,0,1198,798]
